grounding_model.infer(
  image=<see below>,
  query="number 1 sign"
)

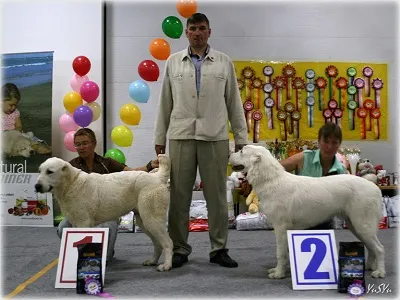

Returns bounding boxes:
[55,228,109,288]
[287,230,338,290]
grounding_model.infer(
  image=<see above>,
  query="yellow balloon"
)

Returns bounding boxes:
[85,102,102,121]
[120,103,141,126]
[111,125,133,147]
[63,91,83,113]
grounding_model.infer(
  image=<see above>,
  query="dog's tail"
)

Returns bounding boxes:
[152,154,171,184]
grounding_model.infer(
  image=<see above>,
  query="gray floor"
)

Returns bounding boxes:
[1,227,398,299]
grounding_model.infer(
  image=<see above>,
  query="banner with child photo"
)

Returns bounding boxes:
[1,51,54,226]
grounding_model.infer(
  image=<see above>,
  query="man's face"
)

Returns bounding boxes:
[185,21,211,49]
[74,135,96,159]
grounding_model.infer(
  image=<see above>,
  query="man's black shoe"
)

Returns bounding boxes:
[210,250,238,268]
[172,253,188,268]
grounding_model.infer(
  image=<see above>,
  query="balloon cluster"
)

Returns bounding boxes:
[108,0,198,162]
[61,56,102,152]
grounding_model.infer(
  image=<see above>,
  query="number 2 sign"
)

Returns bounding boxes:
[55,228,109,288]
[287,230,338,290]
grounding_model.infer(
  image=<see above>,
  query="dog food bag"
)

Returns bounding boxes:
[118,211,134,233]
[76,243,103,295]
[338,242,366,295]
[387,195,399,228]
[235,212,271,231]
[379,197,388,229]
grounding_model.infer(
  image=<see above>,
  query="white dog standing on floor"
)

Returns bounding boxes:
[229,145,385,279]
[35,154,173,272]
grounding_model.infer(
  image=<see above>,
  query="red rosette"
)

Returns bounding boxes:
[237,79,244,90]
[252,77,263,89]
[242,67,255,79]
[335,77,348,89]
[372,78,383,90]
[277,110,287,121]
[325,65,338,78]
[354,77,365,88]
[333,108,343,118]
[323,109,333,119]
[363,99,375,110]
[282,65,296,78]
[284,102,295,113]
[315,77,327,89]
[328,99,338,109]
[272,76,287,89]
[252,110,263,121]
[357,108,368,118]
[292,77,306,89]
[371,108,381,119]
[362,66,374,77]
[243,100,254,111]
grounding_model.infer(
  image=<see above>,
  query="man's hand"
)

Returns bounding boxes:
[235,144,246,152]
[155,145,166,155]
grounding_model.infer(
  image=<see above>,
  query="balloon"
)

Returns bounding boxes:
[72,56,91,76]
[73,105,93,127]
[63,91,83,113]
[176,0,198,18]
[104,148,126,164]
[162,16,183,39]
[120,103,141,126]
[59,113,78,133]
[80,80,100,103]
[85,102,102,121]
[149,38,171,60]
[128,80,150,103]
[64,131,77,152]
[111,125,133,147]
[138,60,160,82]
[70,74,89,92]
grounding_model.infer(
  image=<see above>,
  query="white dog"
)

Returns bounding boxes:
[229,145,385,279]
[3,130,34,157]
[35,155,173,272]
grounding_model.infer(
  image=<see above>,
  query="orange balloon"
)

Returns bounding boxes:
[176,0,198,18]
[149,38,171,61]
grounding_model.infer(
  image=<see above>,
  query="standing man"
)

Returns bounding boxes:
[154,13,247,268]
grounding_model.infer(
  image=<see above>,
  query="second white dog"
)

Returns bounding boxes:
[3,130,34,157]
[35,154,173,272]
[229,145,385,279]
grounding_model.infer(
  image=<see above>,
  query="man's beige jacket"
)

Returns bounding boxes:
[154,47,248,146]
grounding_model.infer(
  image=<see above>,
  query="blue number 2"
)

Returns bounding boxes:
[301,238,329,279]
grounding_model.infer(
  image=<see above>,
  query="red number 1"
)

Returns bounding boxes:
[73,236,93,248]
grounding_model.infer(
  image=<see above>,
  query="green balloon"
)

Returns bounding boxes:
[105,148,126,164]
[162,16,183,39]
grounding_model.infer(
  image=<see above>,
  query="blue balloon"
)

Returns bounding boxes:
[129,80,150,103]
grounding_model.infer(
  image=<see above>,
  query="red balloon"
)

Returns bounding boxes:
[138,60,160,82]
[72,56,91,76]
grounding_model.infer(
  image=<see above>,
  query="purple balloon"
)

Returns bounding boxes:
[73,105,93,127]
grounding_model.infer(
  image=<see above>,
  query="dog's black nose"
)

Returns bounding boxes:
[30,150,35,155]
[34,184,42,192]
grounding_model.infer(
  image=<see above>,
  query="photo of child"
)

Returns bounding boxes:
[1,51,54,173]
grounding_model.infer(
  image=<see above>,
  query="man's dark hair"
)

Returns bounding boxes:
[74,127,97,144]
[318,122,342,143]
[187,13,209,27]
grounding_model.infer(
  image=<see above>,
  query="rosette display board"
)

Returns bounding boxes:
[232,61,388,142]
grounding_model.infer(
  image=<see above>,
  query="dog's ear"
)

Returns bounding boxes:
[62,164,68,172]
[250,154,261,164]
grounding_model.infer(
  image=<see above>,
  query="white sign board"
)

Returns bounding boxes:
[287,230,338,290]
[55,228,109,288]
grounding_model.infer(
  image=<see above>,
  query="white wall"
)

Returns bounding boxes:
[106,1,399,173]
[2,1,104,161]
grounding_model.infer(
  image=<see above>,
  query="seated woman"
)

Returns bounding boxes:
[279,122,349,229]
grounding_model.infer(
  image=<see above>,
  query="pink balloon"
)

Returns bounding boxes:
[59,113,78,133]
[64,131,77,152]
[80,81,100,103]
[70,74,89,92]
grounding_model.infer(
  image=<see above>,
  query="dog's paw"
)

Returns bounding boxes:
[142,259,157,266]
[268,267,286,279]
[365,261,377,271]
[157,263,172,272]
[371,270,386,278]
[267,267,277,274]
